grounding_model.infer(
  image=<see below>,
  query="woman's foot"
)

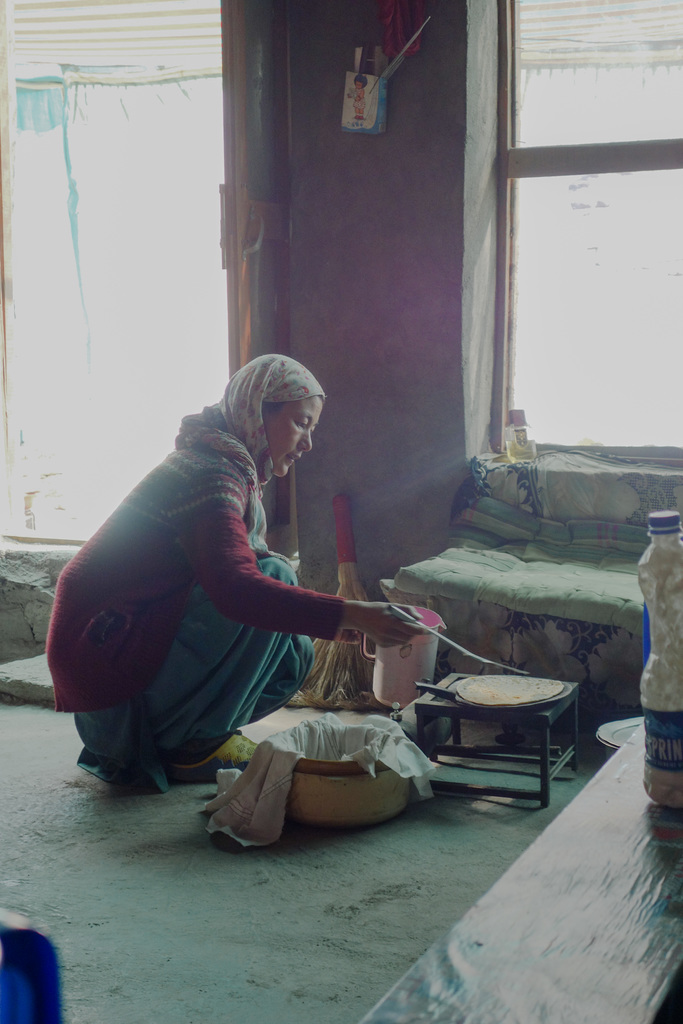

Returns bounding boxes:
[165,733,258,783]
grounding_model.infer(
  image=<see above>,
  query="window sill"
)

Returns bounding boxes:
[535,444,683,468]
[2,533,85,547]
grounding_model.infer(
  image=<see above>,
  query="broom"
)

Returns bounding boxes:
[290,493,383,711]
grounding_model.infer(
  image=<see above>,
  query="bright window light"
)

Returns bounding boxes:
[510,0,683,448]
[513,168,683,447]
[9,71,228,540]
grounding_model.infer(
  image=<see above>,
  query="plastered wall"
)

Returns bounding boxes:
[288,0,498,596]
[0,543,76,662]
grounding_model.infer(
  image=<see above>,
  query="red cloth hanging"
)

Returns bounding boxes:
[375,0,427,60]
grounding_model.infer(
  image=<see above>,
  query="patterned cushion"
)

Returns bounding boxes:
[469,450,683,527]
[381,579,641,716]
[382,449,683,717]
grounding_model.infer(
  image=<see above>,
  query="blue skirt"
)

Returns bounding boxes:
[74,556,314,791]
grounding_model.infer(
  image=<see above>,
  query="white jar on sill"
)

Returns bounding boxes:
[505,409,537,462]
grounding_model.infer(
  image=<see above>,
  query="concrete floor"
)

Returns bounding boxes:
[0,693,605,1024]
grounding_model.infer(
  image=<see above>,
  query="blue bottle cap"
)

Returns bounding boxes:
[648,510,681,533]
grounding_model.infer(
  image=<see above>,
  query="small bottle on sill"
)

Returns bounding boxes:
[505,409,537,463]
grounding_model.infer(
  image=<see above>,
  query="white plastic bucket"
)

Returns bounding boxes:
[363,607,445,708]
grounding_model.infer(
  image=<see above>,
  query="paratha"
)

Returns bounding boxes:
[455,676,564,707]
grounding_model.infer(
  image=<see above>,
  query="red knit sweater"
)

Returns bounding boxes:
[47,449,343,713]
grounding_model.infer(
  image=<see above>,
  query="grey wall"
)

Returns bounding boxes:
[0,543,76,662]
[287,0,498,597]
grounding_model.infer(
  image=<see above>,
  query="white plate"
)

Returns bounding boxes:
[596,717,644,749]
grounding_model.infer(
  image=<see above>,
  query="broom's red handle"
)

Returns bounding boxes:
[333,493,357,565]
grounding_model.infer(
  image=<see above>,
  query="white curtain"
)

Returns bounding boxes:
[12,69,228,538]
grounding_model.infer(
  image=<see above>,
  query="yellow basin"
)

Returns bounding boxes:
[286,757,410,828]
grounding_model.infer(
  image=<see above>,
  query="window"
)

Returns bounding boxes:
[1,0,228,541]
[498,0,683,449]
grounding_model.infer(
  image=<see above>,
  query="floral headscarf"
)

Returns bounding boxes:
[220,354,326,485]
[175,354,325,556]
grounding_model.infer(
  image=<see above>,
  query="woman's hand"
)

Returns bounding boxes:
[338,601,427,648]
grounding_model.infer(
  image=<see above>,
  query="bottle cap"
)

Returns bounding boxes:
[508,409,528,427]
[648,510,681,533]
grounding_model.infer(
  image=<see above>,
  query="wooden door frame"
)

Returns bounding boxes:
[220,0,293,532]
[220,0,291,377]
[221,0,249,377]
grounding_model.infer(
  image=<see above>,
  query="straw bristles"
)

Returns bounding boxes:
[289,560,385,712]
[288,639,382,710]
[336,560,370,602]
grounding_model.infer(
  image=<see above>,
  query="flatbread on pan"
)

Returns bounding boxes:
[455,676,564,707]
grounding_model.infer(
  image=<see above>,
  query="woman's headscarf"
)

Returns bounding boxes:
[175,354,325,556]
[220,354,325,485]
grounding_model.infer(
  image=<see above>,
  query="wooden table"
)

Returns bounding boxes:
[359,726,683,1024]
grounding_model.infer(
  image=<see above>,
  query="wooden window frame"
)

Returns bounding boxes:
[492,0,683,454]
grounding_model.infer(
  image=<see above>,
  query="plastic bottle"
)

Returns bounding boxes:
[505,409,537,462]
[638,509,683,807]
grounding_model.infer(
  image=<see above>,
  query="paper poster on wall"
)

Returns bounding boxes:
[341,72,387,135]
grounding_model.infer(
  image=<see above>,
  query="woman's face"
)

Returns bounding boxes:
[262,396,323,478]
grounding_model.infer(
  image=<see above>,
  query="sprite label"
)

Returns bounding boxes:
[644,710,683,772]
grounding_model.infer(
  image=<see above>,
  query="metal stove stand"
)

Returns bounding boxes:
[415,679,579,808]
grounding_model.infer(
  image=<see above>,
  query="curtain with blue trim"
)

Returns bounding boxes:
[12,67,228,538]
